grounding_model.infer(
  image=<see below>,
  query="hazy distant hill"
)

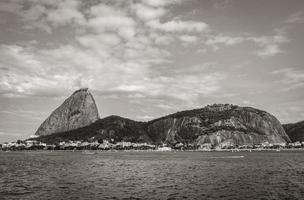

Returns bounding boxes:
[34,89,291,147]
[283,121,304,142]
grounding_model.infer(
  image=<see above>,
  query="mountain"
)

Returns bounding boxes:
[35,88,99,136]
[283,121,304,142]
[34,93,291,147]
[146,104,290,146]
[36,115,150,144]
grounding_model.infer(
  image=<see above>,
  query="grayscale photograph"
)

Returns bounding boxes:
[0,0,304,199]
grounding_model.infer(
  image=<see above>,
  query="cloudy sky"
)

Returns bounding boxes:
[0,0,304,142]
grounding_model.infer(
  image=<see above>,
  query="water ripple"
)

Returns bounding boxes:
[0,151,303,199]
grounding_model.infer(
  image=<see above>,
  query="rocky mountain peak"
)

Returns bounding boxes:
[35,88,99,136]
[73,88,89,94]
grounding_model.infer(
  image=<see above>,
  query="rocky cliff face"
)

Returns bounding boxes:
[147,104,291,147]
[35,88,99,136]
[283,121,304,142]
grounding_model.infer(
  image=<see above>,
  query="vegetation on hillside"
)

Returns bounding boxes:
[283,121,304,142]
[36,115,150,144]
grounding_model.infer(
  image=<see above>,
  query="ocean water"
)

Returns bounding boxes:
[0,151,303,200]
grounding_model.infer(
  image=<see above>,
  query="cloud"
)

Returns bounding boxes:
[272,68,304,91]
[147,19,209,32]
[132,3,167,21]
[141,0,181,7]
[87,4,136,40]
[46,0,85,27]
[0,110,47,120]
[155,103,177,110]
[202,30,289,56]
[114,71,226,101]
[0,131,23,137]
[179,35,198,44]
[255,44,282,57]
[248,30,289,57]
[76,33,121,50]
[285,12,303,23]
[135,115,155,121]
[170,62,216,75]
[128,93,146,98]
[205,34,244,51]
[242,100,255,106]
[0,0,85,33]
[149,33,174,45]
[0,0,294,104]
[0,44,97,97]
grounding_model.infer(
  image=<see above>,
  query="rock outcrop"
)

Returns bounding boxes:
[35,88,99,136]
[283,121,304,142]
[147,104,291,147]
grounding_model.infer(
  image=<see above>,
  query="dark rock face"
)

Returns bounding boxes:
[147,104,291,147]
[35,88,99,136]
[283,121,304,142]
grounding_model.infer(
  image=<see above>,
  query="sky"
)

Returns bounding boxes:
[0,0,304,143]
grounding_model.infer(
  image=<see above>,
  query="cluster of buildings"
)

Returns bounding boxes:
[0,139,158,151]
[0,140,49,151]
[1,139,304,151]
[197,141,304,150]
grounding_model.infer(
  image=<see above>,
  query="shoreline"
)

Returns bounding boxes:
[2,148,304,153]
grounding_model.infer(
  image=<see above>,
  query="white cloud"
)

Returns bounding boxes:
[242,100,255,106]
[205,34,244,51]
[147,19,209,32]
[249,30,289,57]
[256,44,282,57]
[87,15,136,40]
[87,4,137,39]
[149,33,174,45]
[0,0,85,33]
[76,33,121,51]
[132,3,167,21]
[179,35,198,43]
[141,0,181,7]
[46,0,85,27]
[114,71,226,101]
[0,44,96,97]
[202,30,289,56]
[128,93,146,98]
[156,103,177,110]
[135,115,155,121]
